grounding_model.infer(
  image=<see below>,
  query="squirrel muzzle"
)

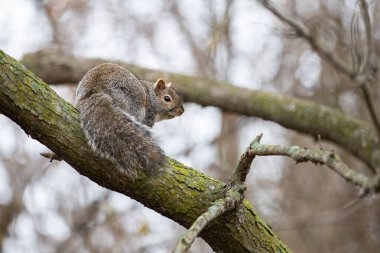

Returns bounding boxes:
[171,106,185,117]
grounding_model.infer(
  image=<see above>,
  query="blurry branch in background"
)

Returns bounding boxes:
[21,50,380,171]
[168,0,240,176]
[0,152,53,250]
[173,135,261,253]
[356,0,380,140]
[0,159,29,249]
[168,0,210,77]
[54,193,109,253]
[35,0,89,52]
[257,0,353,77]
[209,0,240,180]
[358,0,375,75]
[36,0,60,46]
[250,140,380,197]
[258,0,380,144]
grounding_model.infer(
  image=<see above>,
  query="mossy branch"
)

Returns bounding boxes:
[0,50,291,252]
[21,50,380,170]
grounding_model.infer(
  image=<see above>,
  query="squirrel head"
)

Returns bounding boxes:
[154,78,184,121]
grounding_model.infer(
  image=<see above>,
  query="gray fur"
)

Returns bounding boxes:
[75,63,184,178]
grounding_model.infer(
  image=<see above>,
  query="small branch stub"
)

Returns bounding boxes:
[40,152,62,162]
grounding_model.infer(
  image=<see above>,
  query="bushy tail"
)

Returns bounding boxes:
[77,94,166,178]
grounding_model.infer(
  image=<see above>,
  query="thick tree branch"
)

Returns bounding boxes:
[0,50,290,252]
[21,50,380,170]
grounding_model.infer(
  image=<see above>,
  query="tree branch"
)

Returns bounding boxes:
[0,50,290,252]
[228,134,262,185]
[21,50,380,171]
[250,143,379,193]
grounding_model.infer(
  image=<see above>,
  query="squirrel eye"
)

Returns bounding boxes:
[164,95,171,102]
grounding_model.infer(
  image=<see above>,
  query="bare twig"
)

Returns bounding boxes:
[172,135,262,253]
[250,143,380,194]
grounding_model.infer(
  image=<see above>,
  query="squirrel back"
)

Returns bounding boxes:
[75,63,184,177]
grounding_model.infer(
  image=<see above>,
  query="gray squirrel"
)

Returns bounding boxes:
[75,63,184,177]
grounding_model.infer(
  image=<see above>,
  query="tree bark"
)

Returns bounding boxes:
[22,50,380,170]
[0,50,291,252]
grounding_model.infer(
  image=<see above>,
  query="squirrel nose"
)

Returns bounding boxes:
[177,106,184,115]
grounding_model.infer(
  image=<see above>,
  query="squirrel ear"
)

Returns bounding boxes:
[154,78,166,92]
[166,82,172,88]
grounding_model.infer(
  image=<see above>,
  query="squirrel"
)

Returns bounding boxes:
[75,63,184,177]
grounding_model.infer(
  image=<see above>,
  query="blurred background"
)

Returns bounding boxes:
[0,0,379,252]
